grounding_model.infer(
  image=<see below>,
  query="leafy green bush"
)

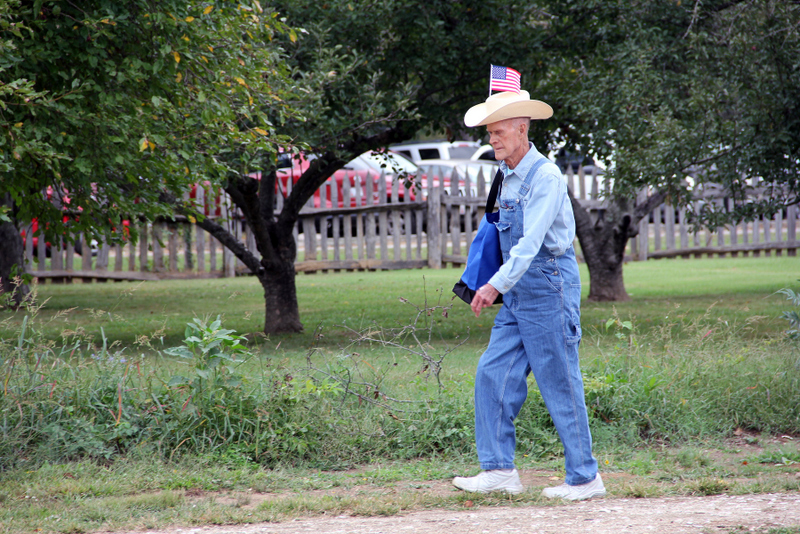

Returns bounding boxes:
[0,311,347,469]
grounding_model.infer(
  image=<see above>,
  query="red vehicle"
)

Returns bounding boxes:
[188,151,436,215]
[189,181,223,217]
[271,150,424,208]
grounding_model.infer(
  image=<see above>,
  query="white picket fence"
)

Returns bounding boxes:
[22,166,798,282]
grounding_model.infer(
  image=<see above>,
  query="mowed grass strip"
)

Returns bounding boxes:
[2,255,796,351]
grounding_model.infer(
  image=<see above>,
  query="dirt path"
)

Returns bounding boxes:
[117,493,800,534]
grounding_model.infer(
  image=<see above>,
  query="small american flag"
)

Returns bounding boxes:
[490,65,521,94]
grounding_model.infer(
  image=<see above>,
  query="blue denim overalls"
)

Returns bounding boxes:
[473,158,598,486]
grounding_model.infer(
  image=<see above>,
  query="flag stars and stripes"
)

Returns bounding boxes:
[490,65,521,94]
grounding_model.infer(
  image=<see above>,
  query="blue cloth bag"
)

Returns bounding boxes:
[453,169,504,305]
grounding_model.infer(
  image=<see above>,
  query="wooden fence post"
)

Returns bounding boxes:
[450,168,462,261]
[168,221,178,272]
[427,169,441,269]
[127,226,137,272]
[114,244,123,273]
[665,203,675,252]
[36,229,46,274]
[331,182,341,264]
[637,188,648,261]
[407,179,417,261]
[788,204,797,257]
[81,233,92,272]
[195,186,205,274]
[139,223,149,272]
[51,237,64,283]
[653,204,662,253]
[391,179,401,261]
[692,203,702,259]
[378,173,388,266]
[152,223,165,272]
[343,176,354,263]
[23,223,33,276]
[96,239,109,282]
[319,181,329,270]
[365,173,376,262]
[752,215,761,257]
[65,238,75,278]
[727,198,738,257]
[678,207,689,257]
[355,178,365,261]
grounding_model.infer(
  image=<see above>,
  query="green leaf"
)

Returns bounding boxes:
[167,376,189,386]
[163,346,193,359]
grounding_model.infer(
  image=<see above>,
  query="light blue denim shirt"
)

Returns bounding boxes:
[488,143,576,294]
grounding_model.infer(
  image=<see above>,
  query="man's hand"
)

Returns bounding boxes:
[471,284,500,317]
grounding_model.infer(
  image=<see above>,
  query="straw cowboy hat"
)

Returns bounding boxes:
[464,90,553,127]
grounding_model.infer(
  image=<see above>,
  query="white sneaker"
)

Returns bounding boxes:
[453,469,524,495]
[542,473,606,501]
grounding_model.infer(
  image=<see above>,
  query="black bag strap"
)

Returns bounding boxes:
[485,169,503,214]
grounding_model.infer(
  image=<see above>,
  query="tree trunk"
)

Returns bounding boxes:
[0,195,30,308]
[179,190,304,334]
[255,217,304,334]
[258,255,303,334]
[570,188,667,302]
[572,194,633,302]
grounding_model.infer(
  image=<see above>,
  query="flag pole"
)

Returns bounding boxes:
[489,64,493,98]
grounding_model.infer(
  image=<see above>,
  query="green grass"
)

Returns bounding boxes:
[3,255,797,351]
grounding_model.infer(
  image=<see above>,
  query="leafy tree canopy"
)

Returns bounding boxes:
[267,0,565,158]
[1,0,300,245]
[545,0,800,224]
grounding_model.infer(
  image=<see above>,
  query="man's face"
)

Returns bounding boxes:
[487,119,525,164]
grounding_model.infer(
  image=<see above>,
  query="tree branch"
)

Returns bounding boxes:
[159,191,263,274]
[224,176,275,264]
[278,125,411,227]
[260,168,276,223]
[633,189,668,225]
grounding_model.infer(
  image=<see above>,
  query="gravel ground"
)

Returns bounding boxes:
[112,492,800,534]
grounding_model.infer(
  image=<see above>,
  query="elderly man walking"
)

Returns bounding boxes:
[452,81,605,501]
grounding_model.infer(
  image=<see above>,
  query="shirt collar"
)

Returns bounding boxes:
[500,142,543,178]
